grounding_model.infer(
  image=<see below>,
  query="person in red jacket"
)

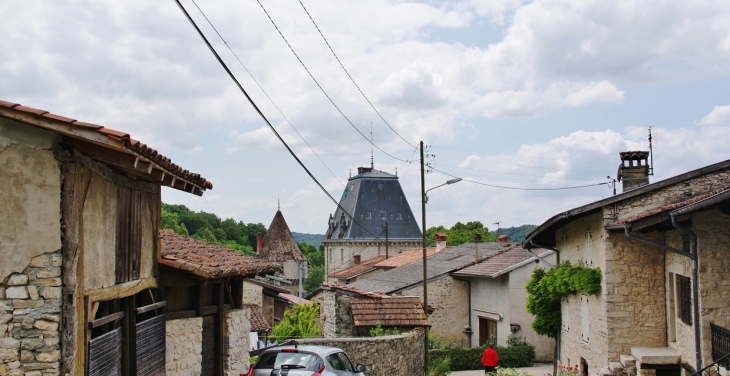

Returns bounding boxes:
[482,343,498,374]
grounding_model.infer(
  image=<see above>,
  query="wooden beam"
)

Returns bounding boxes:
[136,301,167,315]
[202,305,218,316]
[89,312,124,329]
[165,310,197,320]
[85,277,157,302]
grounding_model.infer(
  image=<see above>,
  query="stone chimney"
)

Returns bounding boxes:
[474,234,482,263]
[618,151,650,192]
[357,166,373,174]
[353,254,361,265]
[498,235,510,243]
[256,232,263,255]
[435,233,447,252]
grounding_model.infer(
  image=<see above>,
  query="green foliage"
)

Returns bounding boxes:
[494,225,538,242]
[428,356,451,376]
[369,321,399,337]
[493,368,531,376]
[557,364,581,376]
[270,300,322,342]
[430,342,536,372]
[291,232,323,249]
[525,262,602,338]
[428,333,455,350]
[425,221,496,246]
[161,203,265,255]
[298,242,323,267]
[303,265,324,292]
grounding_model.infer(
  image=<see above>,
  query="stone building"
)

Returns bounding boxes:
[159,231,280,376]
[452,240,556,361]
[241,278,291,329]
[0,100,211,376]
[256,210,308,296]
[525,153,730,376]
[322,166,423,281]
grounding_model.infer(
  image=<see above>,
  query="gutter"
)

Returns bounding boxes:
[526,239,557,269]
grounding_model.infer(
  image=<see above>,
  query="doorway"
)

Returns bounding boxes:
[479,317,497,346]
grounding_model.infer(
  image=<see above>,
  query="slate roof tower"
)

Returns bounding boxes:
[323,166,423,282]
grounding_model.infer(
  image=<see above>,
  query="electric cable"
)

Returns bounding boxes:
[253,0,414,163]
[296,0,416,149]
[431,167,609,191]
[190,0,346,189]
[173,0,387,244]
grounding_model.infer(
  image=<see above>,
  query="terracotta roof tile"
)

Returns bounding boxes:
[330,255,387,279]
[321,283,390,299]
[242,303,271,331]
[374,247,440,269]
[350,297,428,327]
[0,100,213,192]
[160,230,281,279]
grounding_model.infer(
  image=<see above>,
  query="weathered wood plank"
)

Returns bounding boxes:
[136,301,166,315]
[164,310,197,320]
[86,277,158,302]
[89,312,124,329]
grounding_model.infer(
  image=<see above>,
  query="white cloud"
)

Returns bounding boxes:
[696,105,730,126]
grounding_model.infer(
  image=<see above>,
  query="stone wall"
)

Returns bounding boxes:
[296,329,425,376]
[323,290,352,338]
[242,282,263,306]
[0,252,63,376]
[165,317,203,376]
[223,309,251,376]
[402,276,469,344]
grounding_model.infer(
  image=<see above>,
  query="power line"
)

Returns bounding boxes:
[253,0,414,163]
[172,0,387,245]
[189,0,345,189]
[296,0,416,149]
[432,167,609,191]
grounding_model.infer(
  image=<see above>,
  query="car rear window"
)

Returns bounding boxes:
[257,351,323,371]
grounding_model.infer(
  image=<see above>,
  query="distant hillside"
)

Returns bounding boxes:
[494,225,537,242]
[292,232,324,248]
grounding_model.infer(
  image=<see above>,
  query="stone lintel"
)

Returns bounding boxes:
[631,346,679,365]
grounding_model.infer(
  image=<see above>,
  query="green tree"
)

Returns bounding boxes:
[298,242,323,267]
[425,221,496,246]
[196,227,218,244]
[303,265,324,292]
[161,208,189,236]
[270,300,322,342]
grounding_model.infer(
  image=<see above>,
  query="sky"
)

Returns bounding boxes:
[3,0,730,235]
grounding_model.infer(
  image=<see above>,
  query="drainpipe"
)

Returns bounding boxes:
[527,239,557,269]
[670,213,702,373]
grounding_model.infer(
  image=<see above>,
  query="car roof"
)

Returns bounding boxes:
[262,345,345,356]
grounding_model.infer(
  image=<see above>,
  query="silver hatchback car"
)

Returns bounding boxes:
[247,345,366,376]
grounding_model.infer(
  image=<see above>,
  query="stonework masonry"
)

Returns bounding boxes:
[296,329,425,376]
[224,309,251,376]
[323,290,353,338]
[165,317,203,376]
[401,276,469,344]
[0,252,63,376]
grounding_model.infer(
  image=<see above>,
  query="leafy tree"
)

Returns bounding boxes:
[298,242,323,267]
[303,265,324,292]
[161,208,189,236]
[369,321,399,336]
[425,221,496,246]
[196,227,218,244]
[270,300,322,342]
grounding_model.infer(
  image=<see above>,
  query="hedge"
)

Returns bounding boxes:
[430,343,536,371]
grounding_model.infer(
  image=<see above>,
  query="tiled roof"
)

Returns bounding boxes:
[374,248,439,269]
[0,100,212,195]
[159,231,281,279]
[608,185,730,226]
[321,283,390,299]
[242,303,270,331]
[330,255,387,279]
[350,297,428,327]
[278,293,311,306]
[258,211,307,262]
[244,277,290,294]
[452,245,553,278]
[346,242,513,294]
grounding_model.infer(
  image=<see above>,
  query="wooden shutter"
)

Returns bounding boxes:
[116,187,142,283]
[136,315,166,376]
[677,275,692,325]
[89,327,123,376]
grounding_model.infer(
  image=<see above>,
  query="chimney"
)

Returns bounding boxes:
[498,235,510,243]
[435,233,447,252]
[256,232,263,255]
[618,151,650,192]
[474,234,482,263]
[353,254,361,265]
[357,166,373,175]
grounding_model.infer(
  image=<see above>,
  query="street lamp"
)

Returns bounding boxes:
[420,142,462,375]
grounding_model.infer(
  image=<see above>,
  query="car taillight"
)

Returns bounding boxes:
[282,348,298,353]
[312,365,326,376]
[246,363,255,376]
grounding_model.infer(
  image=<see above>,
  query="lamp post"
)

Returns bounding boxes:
[420,141,462,375]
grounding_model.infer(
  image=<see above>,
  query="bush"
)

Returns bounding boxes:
[428,356,452,376]
[430,342,536,371]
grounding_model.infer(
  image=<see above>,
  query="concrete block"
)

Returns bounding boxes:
[631,346,679,365]
[609,362,624,373]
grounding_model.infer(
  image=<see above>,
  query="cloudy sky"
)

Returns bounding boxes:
[3,0,730,234]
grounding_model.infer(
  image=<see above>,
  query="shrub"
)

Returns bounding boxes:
[428,356,452,376]
[430,342,536,371]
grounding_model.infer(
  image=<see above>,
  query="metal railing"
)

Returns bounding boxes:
[692,323,730,376]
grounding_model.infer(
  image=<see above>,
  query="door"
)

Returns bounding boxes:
[479,317,497,346]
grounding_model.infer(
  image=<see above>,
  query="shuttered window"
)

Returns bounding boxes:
[581,294,589,343]
[116,187,143,283]
[677,275,692,325]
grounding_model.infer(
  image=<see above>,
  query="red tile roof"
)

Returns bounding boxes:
[242,303,271,331]
[350,297,428,327]
[374,248,439,269]
[278,293,311,306]
[330,255,387,279]
[0,100,212,195]
[320,283,390,299]
[160,231,280,279]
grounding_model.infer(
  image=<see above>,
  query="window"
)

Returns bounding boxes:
[677,275,692,325]
[585,231,593,266]
[366,212,372,220]
[396,213,403,220]
[116,187,143,283]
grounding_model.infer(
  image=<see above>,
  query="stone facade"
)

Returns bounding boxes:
[296,329,425,376]
[323,290,353,338]
[0,253,63,376]
[400,275,469,344]
[165,317,203,376]
[223,309,251,376]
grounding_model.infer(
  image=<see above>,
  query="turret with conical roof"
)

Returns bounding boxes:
[257,210,307,294]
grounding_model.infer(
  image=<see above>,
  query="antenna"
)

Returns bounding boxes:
[493,221,500,237]
[278,195,280,211]
[370,121,374,169]
[648,127,654,176]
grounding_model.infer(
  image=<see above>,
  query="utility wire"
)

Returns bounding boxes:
[296,0,416,149]
[173,0,386,244]
[432,167,609,191]
[253,0,413,163]
[189,0,345,188]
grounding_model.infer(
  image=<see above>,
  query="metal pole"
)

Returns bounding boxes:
[385,219,389,259]
[420,141,429,376]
